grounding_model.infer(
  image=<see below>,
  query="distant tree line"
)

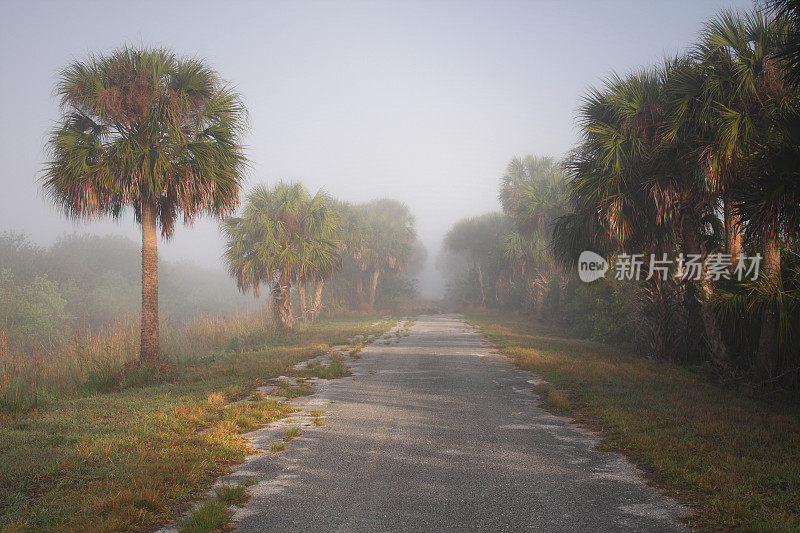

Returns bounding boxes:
[0,233,258,351]
[223,182,423,331]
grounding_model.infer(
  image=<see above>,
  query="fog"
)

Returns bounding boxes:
[0,0,750,298]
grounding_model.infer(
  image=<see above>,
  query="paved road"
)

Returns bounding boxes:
[229,314,686,532]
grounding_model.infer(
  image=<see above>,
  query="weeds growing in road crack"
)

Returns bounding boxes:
[284,426,301,441]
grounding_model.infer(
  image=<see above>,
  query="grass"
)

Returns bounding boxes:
[0,309,281,416]
[270,380,313,399]
[299,354,350,379]
[214,479,255,506]
[178,479,256,533]
[309,410,326,427]
[532,382,572,415]
[178,499,231,533]
[283,426,301,441]
[348,346,363,359]
[468,309,800,531]
[269,440,286,453]
[0,314,393,532]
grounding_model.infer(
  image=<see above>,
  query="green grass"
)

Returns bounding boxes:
[532,382,572,414]
[214,479,255,506]
[348,346,363,359]
[270,380,313,399]
[283,426,301,441]
[269,440,286,453]
[468,309,800,531]
[299,355,350,379]
[178,499,231,533]
[0,314,393,532]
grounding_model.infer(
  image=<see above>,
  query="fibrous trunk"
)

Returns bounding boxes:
[755,226,781,382]
[475,262,485,307]
[683,219,733,376]
[140,201,160,366]
[298,282,307,320]
[368,269,380,309]
[311,279,324,320]
[273,277,293,331]
[724,195,742,270]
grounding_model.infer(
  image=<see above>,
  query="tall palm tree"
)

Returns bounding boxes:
[499,156,570,235]
[765,0,800,85]
[42,47,247,366]
[356,199,416,309]
[499,155,570,314]
[299,207,342,320]
[443,213,510,308]
[561,65,734,367]
[694,10,798,378]
[222,182,339,331]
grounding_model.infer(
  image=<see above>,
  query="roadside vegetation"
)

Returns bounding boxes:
[0,314,392,532]
[440,6,800,396]
[470,309,800,530]
[442,6,800,528]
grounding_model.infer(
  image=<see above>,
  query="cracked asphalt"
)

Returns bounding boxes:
[228,314,687,532]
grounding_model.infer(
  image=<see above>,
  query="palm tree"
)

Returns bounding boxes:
[222,182,339,331]
[694,10,799,379]
[499,156,570,234]
[443,213,510,308]
[560,65,735,367]
[300,208,342,320]
[42,47,247,366]
[766,0,800,85]
[499,155,570,314]
[356,200,416,309]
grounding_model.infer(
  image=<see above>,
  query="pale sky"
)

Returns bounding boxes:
[0,0,753,296]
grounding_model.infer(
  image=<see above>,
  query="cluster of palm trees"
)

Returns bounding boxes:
[443,7,800,389]
[222,183,418,331]
[441,156,568,315]
[42,47,419,365]
[556,8,800,383]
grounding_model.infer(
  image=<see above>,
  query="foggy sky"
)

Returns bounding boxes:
[0,0,752,297]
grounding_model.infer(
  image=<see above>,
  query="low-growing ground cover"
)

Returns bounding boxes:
[0,314,391,532]
[469,310,800,531]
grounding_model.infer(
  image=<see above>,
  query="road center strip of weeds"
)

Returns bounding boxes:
[0,315,394,532]
[467,309,800,532]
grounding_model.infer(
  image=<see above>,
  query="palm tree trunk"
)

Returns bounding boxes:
[368,269,380,309]
[475,262,485,307]
[312,279,325,320]
[140,201,160,366]
[273,277,293,331]
[496,277,503,307]
[683,220,733,375]
[724,195,742,269]
[755,226,781,382]
[297,281,307,321]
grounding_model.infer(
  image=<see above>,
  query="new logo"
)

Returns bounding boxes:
[578,251,608,282]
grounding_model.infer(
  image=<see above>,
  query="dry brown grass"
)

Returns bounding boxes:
[0,309,276,414]
[0,313,393,532]
[470,309,800,531]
